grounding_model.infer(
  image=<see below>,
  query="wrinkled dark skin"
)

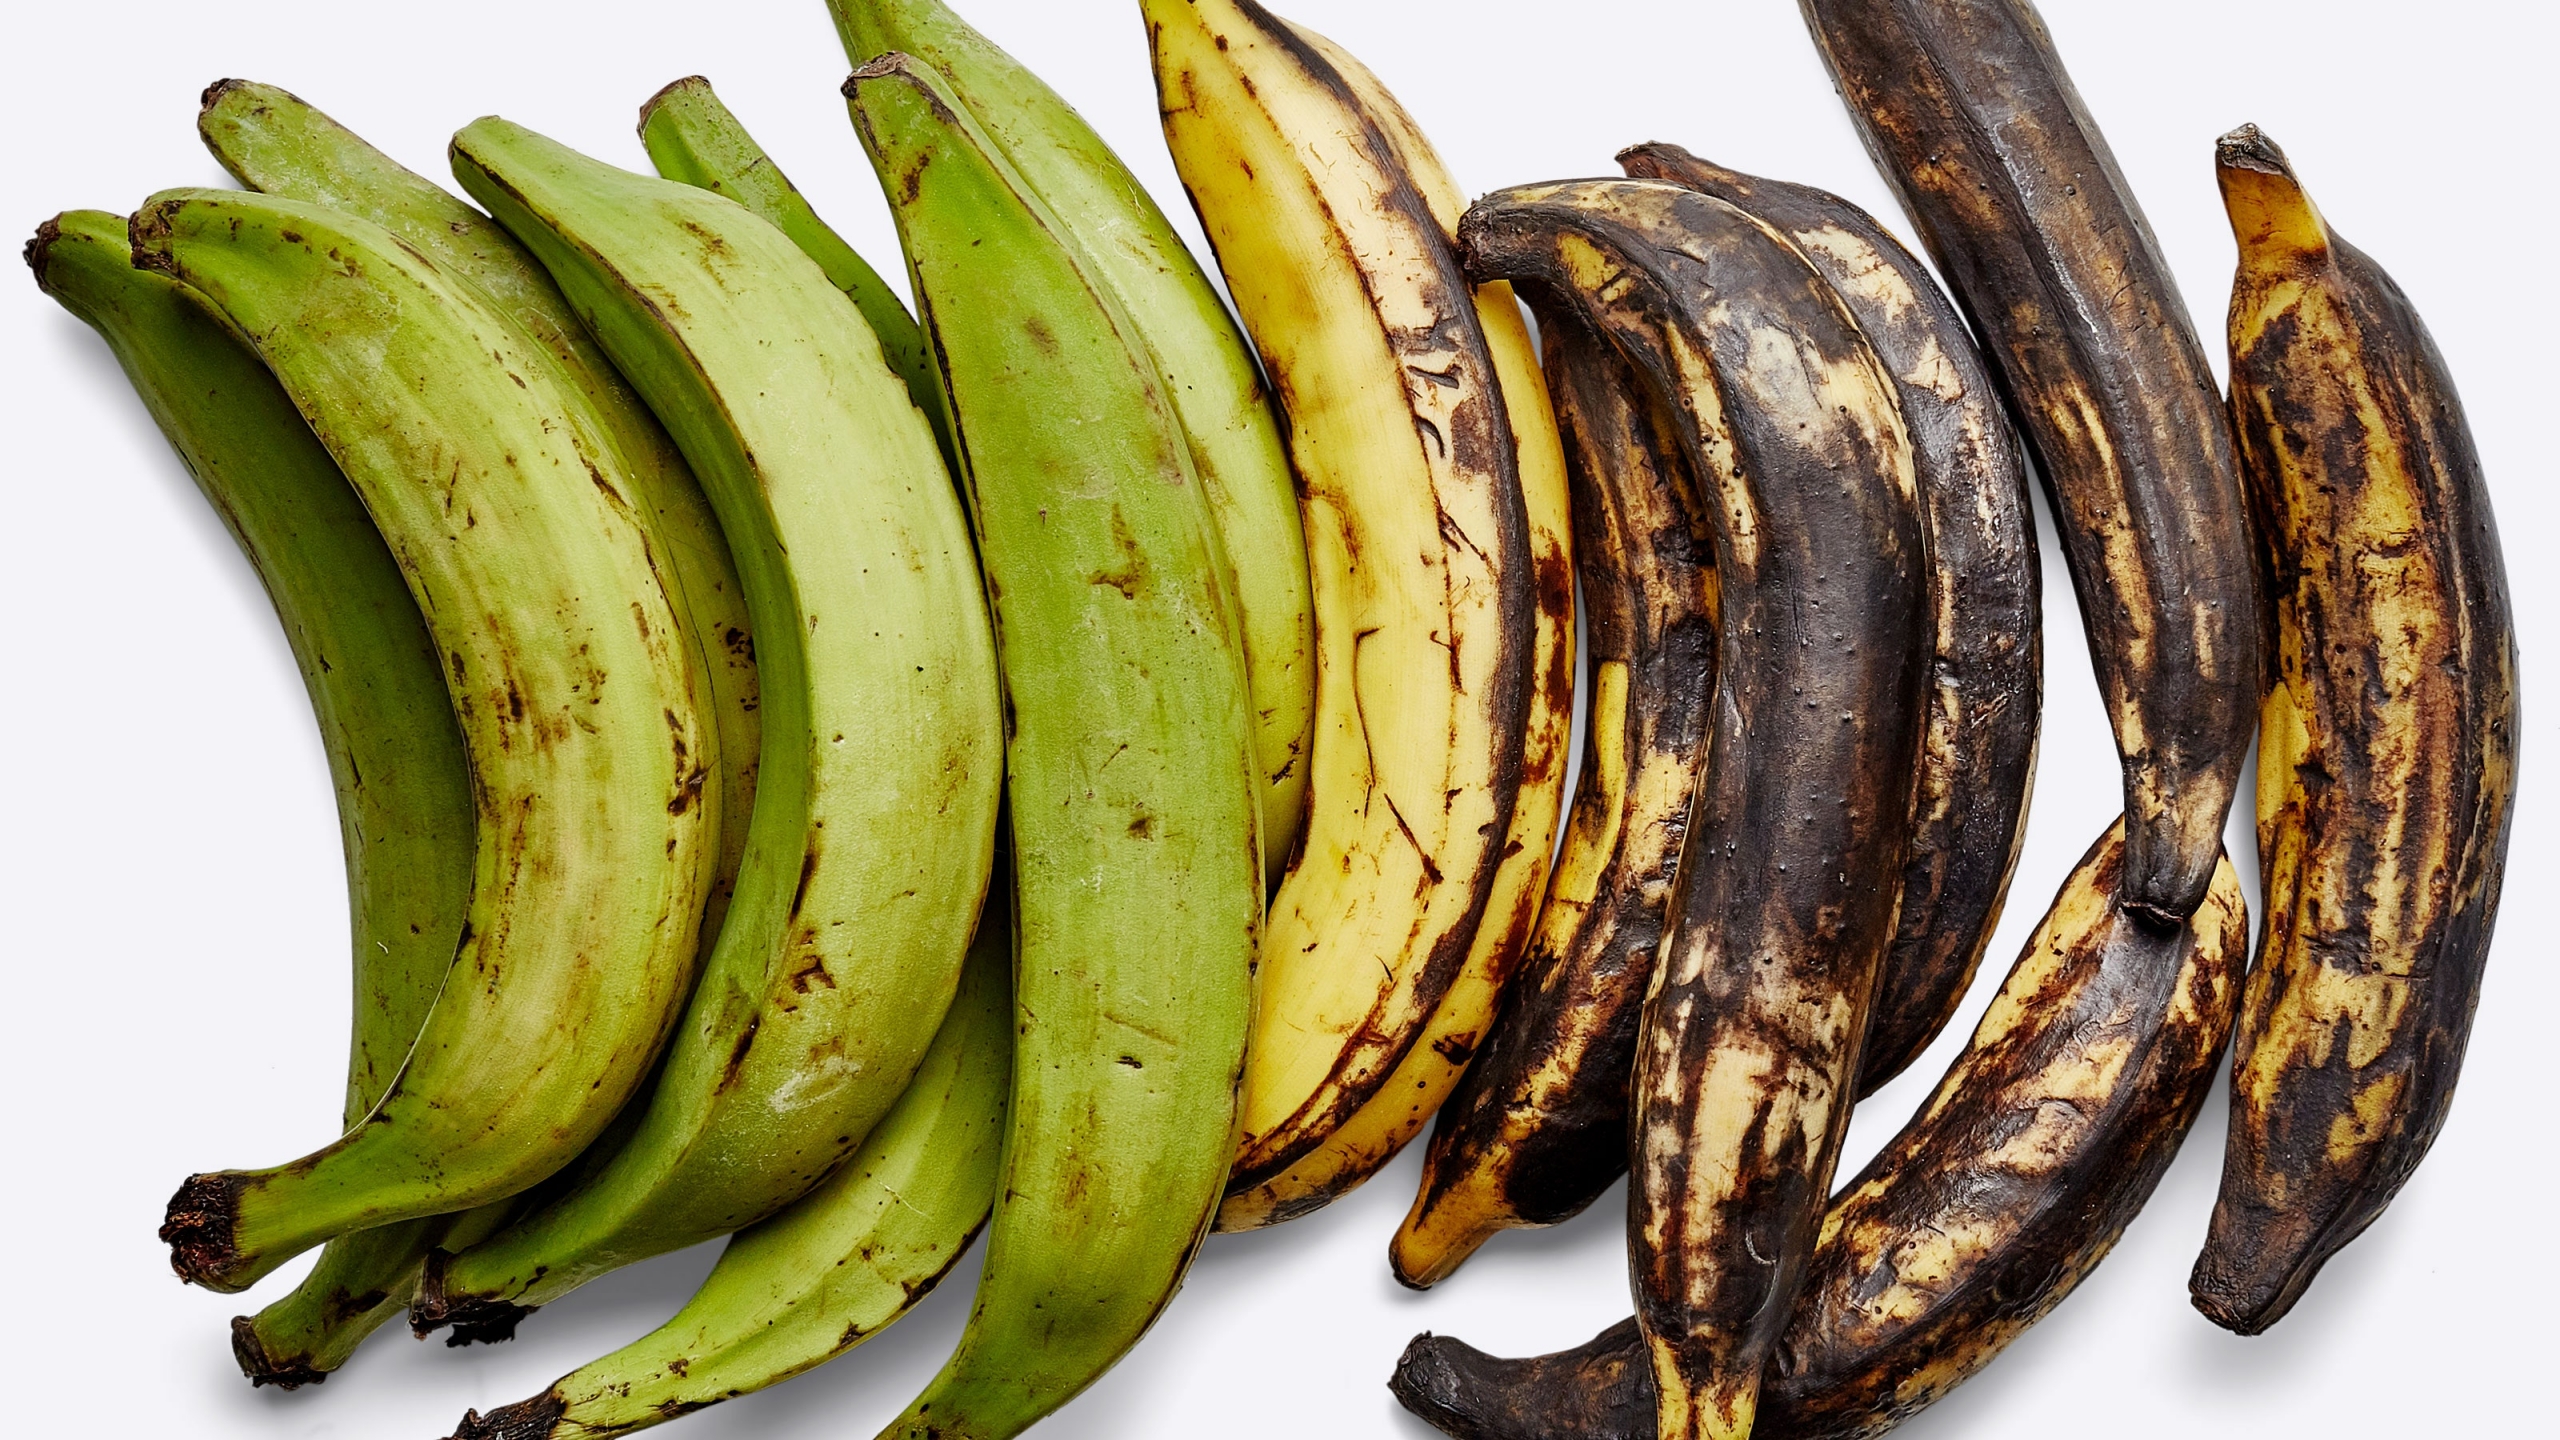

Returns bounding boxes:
[1620,143,2041,1099]
[1799,0,2256,922]
[2192,127,2519,1334]
[1392,823,2247,1440]
[1391,314,1718,1285]
[1461,179,1928,1440]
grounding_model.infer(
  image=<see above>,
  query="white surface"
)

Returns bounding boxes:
[2,0,2548,1436]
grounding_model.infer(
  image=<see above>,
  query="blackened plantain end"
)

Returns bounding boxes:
[2193,125,2518,1335]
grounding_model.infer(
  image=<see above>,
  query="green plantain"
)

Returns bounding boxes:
[847,52,1262,1440]
[446,857,1012,1439]
[2192,125,2519,1334]
[635,73,950,461]
[831,0,1312,889]
[142,190,717,1293]
[29,209,474,1382]
[408,117,1002,1338]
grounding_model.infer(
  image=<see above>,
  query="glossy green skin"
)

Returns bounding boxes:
[430,120,1002,1321]
[848,55,1261,1440]
[142,191,718,1294]
[31,210,473,1378]
[453,866,1013,1439]
[833,0,1313,887]
[199,80,760,956]
[637,74,952,465]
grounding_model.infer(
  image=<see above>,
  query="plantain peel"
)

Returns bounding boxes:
[1392,822,2249,1440]
[1459,178,1930,1440]
[1392,312,1715,1286]
[1799,0,2256,921]
[2191,125,2518,1335]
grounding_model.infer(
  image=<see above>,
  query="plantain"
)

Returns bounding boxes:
[1460,177,1929,1440]
[1390,309,1716,1284]
[635,73,951,461]
[1620,143,2041,1095]
[2189,126,2519,1335]
[831,0,1313,888]
[197,81,761,947]
[29,209,475,1381]
[411,117,1003,1339]
[1391,821,2248,1440]
[1145,0,1544,1198]
[1200,6,1575,1233]
[848,52,1262,1440]
[1797,0,2254,921]
[446,860,1012,1440]
[142,190,716,1293]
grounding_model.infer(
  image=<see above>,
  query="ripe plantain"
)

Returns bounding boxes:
[1391,821,2248,1440]
[1798,0,2255,921]
[1145,0,1543,1196]
[1391,309,1716,1285]
[2190,125,2519,1334]
[197,81,761,946]
[848,52,1262,1440]
[1200,6,1575,1233]
[1459,177,1929,1440]
[29,209,476,1382]
[1620,143,2042,1096]
[411,117,1003,1339]
[831,0,1312,887]
[635,73,950,461]
[142,190,717,1293]
[445,862,1011,1440]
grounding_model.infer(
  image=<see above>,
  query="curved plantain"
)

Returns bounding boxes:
[29,209,475,1381]
[1391,313,1717,1284]
[2190,126,2519,1335]
[635,73,950,463]
[445,867,1011,1440]
[1208,8,1575,1234]
[1460,177,1929,1440]
[831,0,1313,886]
[1797,0,2254,921]
[142,190,716,1293]
[1620,142,2041,1096]
[849,53,1262,1440]
[1392,820,2248,1440]
[411,117,1003,1338]
[197,79,760,947]
[1146,0,1541,1196]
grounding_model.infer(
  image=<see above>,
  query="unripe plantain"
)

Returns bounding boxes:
[143,191,717,1293]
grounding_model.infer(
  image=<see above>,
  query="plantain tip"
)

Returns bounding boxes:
[159,1171,248,1289]
[637,75,712,136]
[2215,123,2292,178]
[24,214,62,287]
[199,77,249,114]
[229,1315,325,1390]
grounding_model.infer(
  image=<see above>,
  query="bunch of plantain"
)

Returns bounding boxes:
[29,0,2522,1433]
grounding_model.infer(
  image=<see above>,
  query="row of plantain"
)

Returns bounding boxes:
[26,1,2517,1438]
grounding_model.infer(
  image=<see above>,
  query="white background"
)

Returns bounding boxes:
[3,1,2549,1436]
